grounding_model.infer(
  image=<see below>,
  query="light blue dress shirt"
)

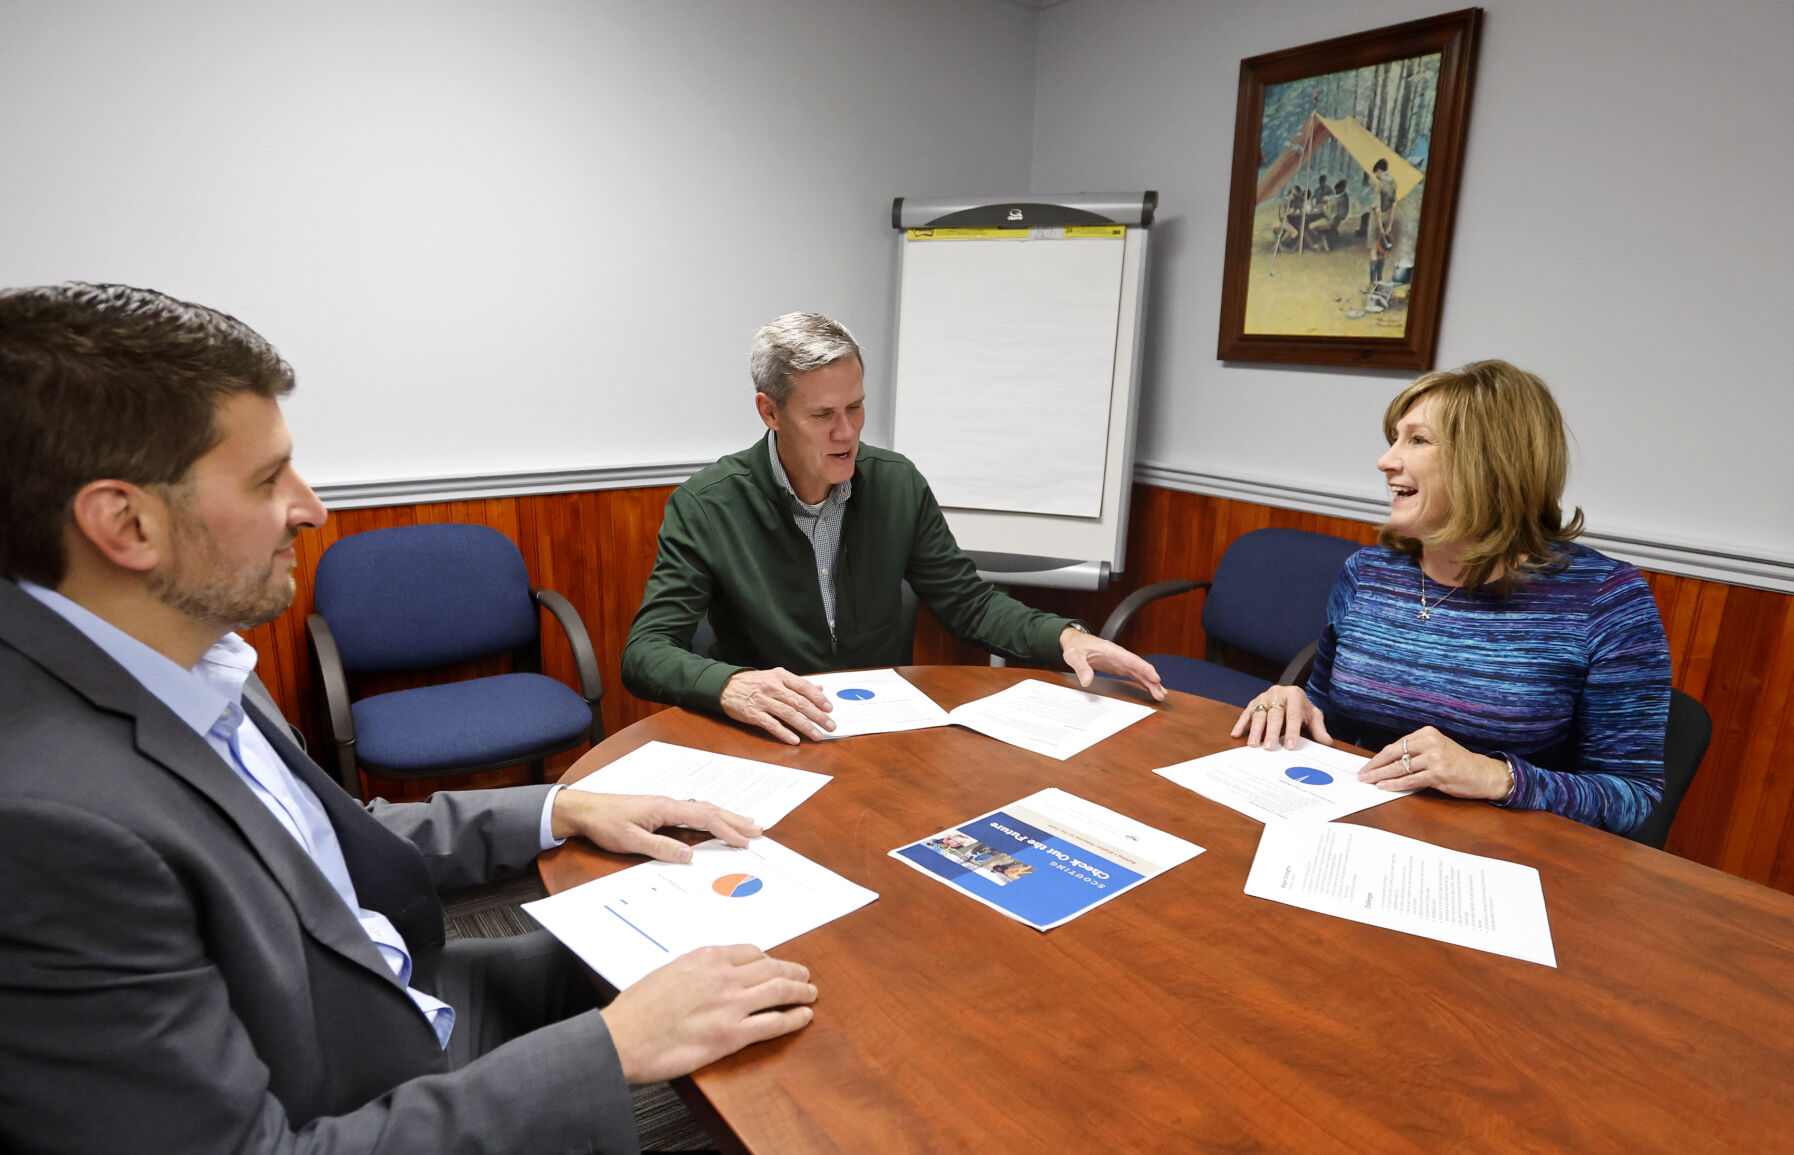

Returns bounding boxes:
[21,582,564,1049]
[767,429,852,645]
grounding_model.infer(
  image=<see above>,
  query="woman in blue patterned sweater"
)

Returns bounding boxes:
[1232,361,1671,835]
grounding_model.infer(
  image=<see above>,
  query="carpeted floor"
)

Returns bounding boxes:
[442,871,714,1152]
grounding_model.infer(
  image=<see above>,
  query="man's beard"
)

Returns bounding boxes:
[149,513,296,633]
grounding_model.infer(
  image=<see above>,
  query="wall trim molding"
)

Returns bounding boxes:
[1135,461,1794,595]
[318,460,1794,594]
[314,462,712,510]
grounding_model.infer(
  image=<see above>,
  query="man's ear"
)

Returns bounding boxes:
[754,391,780,431]
[66,480,170,575]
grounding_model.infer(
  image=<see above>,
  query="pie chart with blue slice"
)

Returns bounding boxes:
[1285,766,1334,786]
[835,687,876,701]
[712,873,764,898]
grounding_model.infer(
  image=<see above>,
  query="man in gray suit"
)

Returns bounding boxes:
[0,283,817,1152]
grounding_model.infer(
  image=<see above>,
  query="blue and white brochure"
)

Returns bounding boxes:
[889,788,1203,931]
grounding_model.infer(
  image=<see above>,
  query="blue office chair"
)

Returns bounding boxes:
[1628,688,1712,850]
[1099,527,1363,708]
[306,523,603,800]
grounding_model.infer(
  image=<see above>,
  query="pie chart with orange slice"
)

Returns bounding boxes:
[712,873,764,898]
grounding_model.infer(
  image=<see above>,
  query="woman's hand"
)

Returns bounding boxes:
[1231,685,1332,750]
[1358,726,1514,799]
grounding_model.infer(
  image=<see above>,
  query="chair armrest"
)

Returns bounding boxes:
[1277,640,1319,689]
[534,589,605,719]
[305,614,362,797]
[1099,579,1209,643]
[306,615,356,744]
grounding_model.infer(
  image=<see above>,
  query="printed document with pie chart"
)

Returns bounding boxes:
[1152,739,1413,824]
[808,668,952,738]
[810,669,1155,760]
[523,838,877,989]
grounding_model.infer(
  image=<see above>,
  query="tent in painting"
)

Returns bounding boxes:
[1256,113,1425,205]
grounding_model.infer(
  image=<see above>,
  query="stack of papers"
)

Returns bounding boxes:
[890,788,1203,930]
[567,740,831,828]
[1154,740,1413,824]
[1244,822,1556,966]
[525,837,878,988]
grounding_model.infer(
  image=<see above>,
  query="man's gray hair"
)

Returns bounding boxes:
[750,312,862,405]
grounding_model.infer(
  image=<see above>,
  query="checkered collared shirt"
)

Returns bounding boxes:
[766,429,852,647]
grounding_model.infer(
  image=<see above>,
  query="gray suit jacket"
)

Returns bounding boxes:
[0,579,637,1154]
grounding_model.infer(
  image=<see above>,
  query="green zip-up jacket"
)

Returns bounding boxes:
[621,439,1073,712]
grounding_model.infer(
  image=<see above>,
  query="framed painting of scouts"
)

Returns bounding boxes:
[1217,9,1482,369]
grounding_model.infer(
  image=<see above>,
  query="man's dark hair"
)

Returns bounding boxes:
[1373,158,1389,174]
[0,283,295,586]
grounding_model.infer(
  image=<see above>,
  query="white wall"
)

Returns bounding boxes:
[7,0,1790,579]
[1032,0,1794,572]
[0,0,1037,487]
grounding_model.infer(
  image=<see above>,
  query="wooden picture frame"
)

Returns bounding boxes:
[1216,9,1482,369]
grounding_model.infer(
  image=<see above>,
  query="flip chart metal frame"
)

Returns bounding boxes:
[888,192,1156,591]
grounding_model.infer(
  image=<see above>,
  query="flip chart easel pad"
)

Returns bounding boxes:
[893,234,1125,518]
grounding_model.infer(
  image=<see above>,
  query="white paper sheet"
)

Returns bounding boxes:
[945,678,1155,760]
[808,668,952,738]
[523,837,878,989]
[1153,740,1413,824]
[889,787,1203,931]
[566,741,830,828]
[893,233,1126,517]
[1243,822,1557,967]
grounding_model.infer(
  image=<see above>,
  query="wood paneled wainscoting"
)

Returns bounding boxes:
[247,483,1794,895]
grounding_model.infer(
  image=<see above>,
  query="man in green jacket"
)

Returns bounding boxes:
[621,312,1165,744]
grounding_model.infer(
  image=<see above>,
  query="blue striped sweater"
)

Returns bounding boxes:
[1306,544,1670,834]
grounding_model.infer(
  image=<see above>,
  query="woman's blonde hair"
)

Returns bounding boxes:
[1377,359,1584,591]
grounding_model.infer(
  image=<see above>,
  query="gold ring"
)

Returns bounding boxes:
[1253,703,1269,713]
[1268,703,1285,711]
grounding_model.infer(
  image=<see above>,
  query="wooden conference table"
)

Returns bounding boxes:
[539,666,1794,1153]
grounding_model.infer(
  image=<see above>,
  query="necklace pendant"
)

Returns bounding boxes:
[1417,607,1430,621]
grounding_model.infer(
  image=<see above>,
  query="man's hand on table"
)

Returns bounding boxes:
[721,667,835,744]
[602,944,818,1084]
[1060,628,1168,702]
[550,790,762,862]
[552,796,812,1078]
